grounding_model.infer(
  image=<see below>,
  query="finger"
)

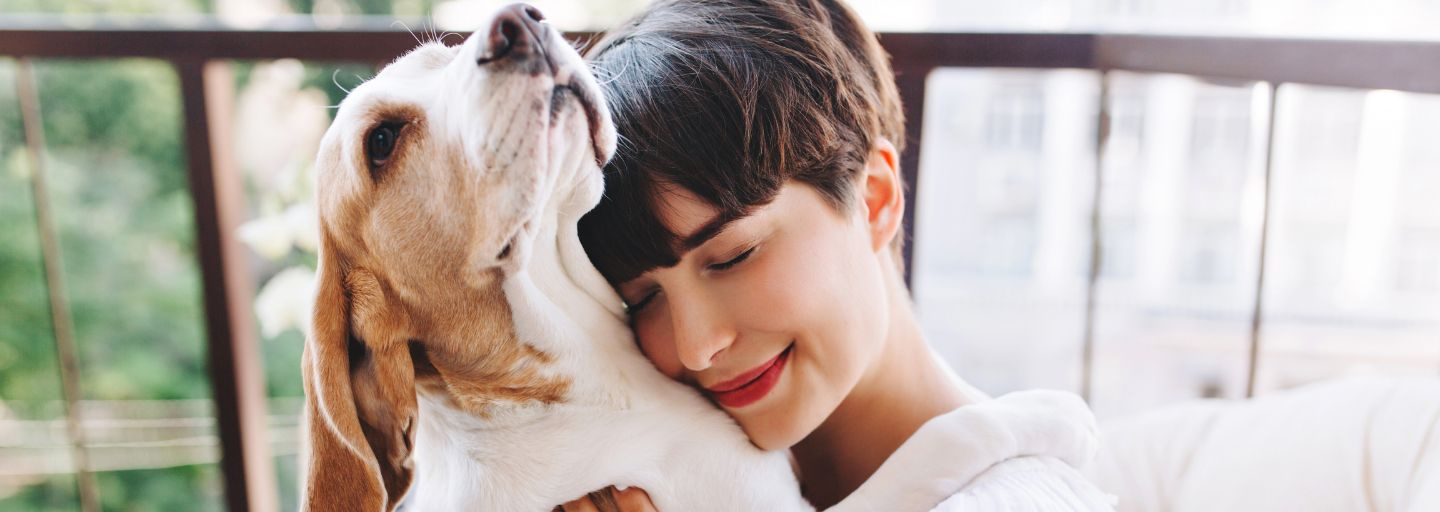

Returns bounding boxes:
[562,496,601,512]
[614,487,658,512]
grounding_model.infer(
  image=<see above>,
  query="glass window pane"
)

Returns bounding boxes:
[913,68,1100,396]
[1088,74,1269,418]
[1256,84,1440,393]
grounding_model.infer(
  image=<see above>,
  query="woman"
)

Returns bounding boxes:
[565,0,1115,509]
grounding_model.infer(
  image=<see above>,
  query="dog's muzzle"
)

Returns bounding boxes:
[474,3,608,167]
[474,3,609,168]
[475,3,551,73]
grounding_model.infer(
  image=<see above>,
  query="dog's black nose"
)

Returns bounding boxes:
[478,3,547,67]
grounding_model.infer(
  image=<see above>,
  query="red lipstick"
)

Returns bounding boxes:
[707,345,791,409]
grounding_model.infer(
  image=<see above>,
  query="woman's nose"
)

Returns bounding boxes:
[668,292,733,372]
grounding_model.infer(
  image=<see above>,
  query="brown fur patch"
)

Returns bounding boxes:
[423,273,571,417]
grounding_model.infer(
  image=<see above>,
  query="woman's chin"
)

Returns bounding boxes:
[745,423,801,451]
[734,402,816,451]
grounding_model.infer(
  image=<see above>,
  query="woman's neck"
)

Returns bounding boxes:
[791,271,976,509]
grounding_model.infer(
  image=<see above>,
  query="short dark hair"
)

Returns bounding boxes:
[578,0,905,285]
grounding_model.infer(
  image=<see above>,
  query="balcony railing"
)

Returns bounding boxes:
[3,23,1439,512]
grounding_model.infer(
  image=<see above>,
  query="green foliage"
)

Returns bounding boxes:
[0,65,65,419]
[0,474,80,511]
[28,59,209,403]
[96,466,223,512]
[0,55,371,511]
[0,58,215,510]
[0,0,207,15]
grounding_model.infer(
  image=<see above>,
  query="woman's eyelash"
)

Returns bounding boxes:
[708,246,756,271]
[627,246,756,315]
[626,290,658,315]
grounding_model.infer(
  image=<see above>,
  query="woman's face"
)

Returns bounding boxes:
[616,181,892,450]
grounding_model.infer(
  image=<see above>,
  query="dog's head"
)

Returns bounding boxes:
[299,4,615,510]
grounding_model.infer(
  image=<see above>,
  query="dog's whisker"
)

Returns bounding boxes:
[394,19,423,46]
[569,35,594,53]
[332,69,352,94]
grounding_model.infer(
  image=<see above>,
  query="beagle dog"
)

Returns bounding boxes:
[300,3,1096,511]
[299,4,813,511]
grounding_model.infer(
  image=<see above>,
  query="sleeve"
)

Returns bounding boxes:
[1087,377,1440,512]
[932,457,1118,512]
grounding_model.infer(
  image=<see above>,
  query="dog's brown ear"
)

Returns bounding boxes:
[301,228,418,512]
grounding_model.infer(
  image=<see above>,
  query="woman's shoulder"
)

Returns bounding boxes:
[933,456,1117,511]
[833,390,1109,511]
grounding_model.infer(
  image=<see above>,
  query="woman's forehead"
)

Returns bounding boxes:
[653,185,718,240]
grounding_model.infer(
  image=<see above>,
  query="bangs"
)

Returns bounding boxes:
[577,0,896,285]
[576,33,785,284]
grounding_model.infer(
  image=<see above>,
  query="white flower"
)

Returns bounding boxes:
[286,203,320,253]
[255,267,318,339]
[238,203,319,260]
[235,59,330,202]
[238,214,294,260]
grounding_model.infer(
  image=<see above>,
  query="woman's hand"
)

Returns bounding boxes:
[559,486,657,512]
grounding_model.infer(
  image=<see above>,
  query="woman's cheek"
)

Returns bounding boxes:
[743,239,819,327]
[635,310,685,380]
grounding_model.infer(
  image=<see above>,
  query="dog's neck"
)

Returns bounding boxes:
[499,186,640,407]
[413,160,649,424]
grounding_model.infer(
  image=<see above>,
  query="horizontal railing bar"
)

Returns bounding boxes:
[0,28,445,61]
[0,28,1093,68]
[0,13,426,30]
[3,28,1439,93]
[1095,34,1440,94]
[881,33,1096,70]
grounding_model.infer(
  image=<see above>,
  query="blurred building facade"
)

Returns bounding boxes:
[912,53,1440,419]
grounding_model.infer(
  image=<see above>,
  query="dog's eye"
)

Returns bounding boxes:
[365,122,403,169]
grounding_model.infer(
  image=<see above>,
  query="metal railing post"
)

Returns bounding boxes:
[1080,72,1112,402]
[175,58,278,512]
[1246,82,1281,398]
[16,57,102,512]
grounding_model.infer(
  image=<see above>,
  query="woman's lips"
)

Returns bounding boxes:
[707,344,792,409]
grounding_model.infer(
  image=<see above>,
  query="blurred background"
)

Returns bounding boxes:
[1,0,1438,511]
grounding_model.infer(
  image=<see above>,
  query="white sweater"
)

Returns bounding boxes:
[832,390,1117,511]
[1086,377,1440,512]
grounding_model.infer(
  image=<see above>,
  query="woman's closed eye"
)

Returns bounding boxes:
[625,289,659,315]
[625,245,758,315]
[707,246,756,272]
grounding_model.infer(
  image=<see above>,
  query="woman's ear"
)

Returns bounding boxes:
[860,138,903,252]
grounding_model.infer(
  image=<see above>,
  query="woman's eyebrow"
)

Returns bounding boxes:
[680,210,747,250]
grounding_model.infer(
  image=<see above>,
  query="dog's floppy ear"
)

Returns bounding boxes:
[301,227,418,512]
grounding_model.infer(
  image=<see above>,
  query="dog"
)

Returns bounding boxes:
[300,4,1095,511]
[299,3,814,510]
